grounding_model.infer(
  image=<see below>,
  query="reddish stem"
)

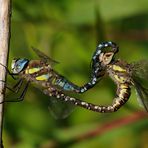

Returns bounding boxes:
[76,111,147,142]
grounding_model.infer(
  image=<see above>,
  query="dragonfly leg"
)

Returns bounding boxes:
[0,81,30,104]
[43,87,130,113]
[0,63,17,80]
[12,79,24,93]
[0,79,23,93]
[15,81,30,101]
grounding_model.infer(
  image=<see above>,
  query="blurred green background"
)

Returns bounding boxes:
[3,0,148,147]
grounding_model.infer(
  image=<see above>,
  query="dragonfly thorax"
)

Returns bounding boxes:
[11,58,29,74]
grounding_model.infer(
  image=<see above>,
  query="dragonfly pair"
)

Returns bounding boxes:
[1,42,148,118]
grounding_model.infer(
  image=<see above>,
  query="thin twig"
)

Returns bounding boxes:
[76,111,148,141]
[0,0,11,147]
[63,111,148,146]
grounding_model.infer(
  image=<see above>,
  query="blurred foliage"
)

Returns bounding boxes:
[3,0,148,147]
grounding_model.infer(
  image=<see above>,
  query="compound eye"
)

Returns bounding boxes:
[11,59,29,74]
[16,64,21,70]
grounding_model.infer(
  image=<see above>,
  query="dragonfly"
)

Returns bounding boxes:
[1,42,148,116]
[88,41,148,112]
[0,43,112,118]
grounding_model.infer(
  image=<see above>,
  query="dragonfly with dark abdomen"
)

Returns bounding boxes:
[47,42,148,113]
[84,41,148,113]
[1,42,148,117]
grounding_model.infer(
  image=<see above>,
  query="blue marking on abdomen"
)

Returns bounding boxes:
[55,78,76,91]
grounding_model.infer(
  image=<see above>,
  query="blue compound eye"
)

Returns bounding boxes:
[11,58,29,74]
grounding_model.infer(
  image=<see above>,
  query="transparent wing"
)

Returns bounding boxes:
[48,96,75,119]
[44,84,76,119]
[131,60,148,111]
[31,47,59,65]
[48,97,75,119]
[133,81,148,112]
[131,60,148,85]
[30,47,74,119]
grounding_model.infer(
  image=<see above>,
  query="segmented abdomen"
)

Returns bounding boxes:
[112,83,131,111]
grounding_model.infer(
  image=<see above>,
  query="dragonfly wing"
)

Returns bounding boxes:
[131,60,148,111]
[31,47,59,66]
[131,60,148,84]
[48,96,75,119]
[133,80,148,112]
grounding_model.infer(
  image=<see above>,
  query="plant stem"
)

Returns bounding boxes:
[0,0,11,147]
[63,111,148,147]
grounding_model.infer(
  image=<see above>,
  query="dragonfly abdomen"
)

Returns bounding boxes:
[43,83,131,113]
[43,87,115,113]
[112,83,131,111]
[54,76,80,91]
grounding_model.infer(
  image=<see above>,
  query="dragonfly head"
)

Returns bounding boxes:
[92,42,119,66]
[11,58,29,74]
[91,42,119,77]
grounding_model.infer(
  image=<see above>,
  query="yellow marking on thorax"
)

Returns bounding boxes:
[112,65,126,72]
[25,67,42,74]
[114,75,126,83]
[36,74,50,81]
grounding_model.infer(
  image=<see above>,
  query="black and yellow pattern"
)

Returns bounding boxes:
[2,42,148,114]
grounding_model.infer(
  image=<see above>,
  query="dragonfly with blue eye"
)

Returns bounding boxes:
[1,43,113,118]
[1,41,148,118]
